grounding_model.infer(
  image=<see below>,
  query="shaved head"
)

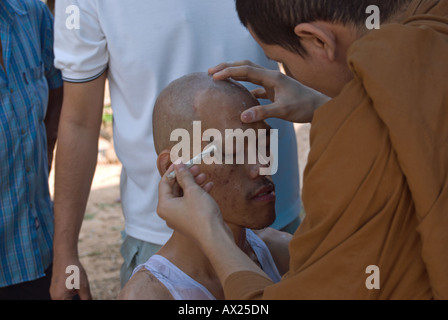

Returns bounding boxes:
[152,72,258,155]
[153,72,276,230]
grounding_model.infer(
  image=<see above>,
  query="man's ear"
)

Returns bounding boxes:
[157,150,172,177]
[294,22,336,61]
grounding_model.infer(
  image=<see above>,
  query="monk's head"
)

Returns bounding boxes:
[235,0,412,97]
[153,72,276,230]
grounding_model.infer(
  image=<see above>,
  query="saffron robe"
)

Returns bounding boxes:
[224,0,448,300]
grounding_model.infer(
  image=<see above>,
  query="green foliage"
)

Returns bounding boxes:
[102,105,113,124]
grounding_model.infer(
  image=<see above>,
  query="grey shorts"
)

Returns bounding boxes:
[119,234,162,288]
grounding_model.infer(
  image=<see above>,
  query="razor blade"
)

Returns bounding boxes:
[167,145,217,181]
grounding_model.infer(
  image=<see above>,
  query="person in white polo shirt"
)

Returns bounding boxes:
[50,0,302,300]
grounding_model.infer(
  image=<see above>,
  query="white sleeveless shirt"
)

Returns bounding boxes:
[131,229,282,300]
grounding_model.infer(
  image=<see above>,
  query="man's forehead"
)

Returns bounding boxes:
[196,89,257,123]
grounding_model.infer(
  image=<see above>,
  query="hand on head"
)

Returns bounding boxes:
[209,60,328,124]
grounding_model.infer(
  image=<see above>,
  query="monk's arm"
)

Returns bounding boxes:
[199,223,275,300]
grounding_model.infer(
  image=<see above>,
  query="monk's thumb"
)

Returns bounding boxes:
[241,104,278,123]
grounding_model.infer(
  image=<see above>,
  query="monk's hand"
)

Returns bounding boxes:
[209,60,329,124]
[157,163,229,244]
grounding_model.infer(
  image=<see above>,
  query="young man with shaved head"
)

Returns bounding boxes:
[118,73,287,300]
[157,0,448,299]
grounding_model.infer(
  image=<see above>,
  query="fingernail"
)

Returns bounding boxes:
[242,110,255,123]
[213,70,226,79]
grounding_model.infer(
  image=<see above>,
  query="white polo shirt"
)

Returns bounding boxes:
[54,0,301,245]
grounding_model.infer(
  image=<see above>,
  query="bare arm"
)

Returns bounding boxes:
[50,73,107,300]
[44,86,63,172]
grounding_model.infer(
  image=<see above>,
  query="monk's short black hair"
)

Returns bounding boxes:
[236,0,412,56]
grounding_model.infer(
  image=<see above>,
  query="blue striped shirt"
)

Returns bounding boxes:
[0,0,62,287]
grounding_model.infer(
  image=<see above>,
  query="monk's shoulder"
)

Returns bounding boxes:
[117,268,174,300]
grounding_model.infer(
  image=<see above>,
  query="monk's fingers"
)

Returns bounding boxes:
[241,103,288,123]
[158,164,177,202]
[195,173,207,186]
[202,182,214,194]
[211,64,280,90]
[184,166,209,188]
[251,88,268,100]
[159,164,195,197]
[189,165,201,177]
[159,164,208,199]
[174,163,202,194]
[173,167,202,197]
[208,60,264,75]
[172,181,183,198]
[211,64,269,84]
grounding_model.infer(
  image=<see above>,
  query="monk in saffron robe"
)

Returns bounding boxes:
[157,0,448,299]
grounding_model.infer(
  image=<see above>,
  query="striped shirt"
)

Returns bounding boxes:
[0,0,62,287]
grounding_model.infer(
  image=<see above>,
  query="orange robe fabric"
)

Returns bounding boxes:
[224,0,448,299]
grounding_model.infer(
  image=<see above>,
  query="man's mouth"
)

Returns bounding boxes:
[251,184,276,202]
